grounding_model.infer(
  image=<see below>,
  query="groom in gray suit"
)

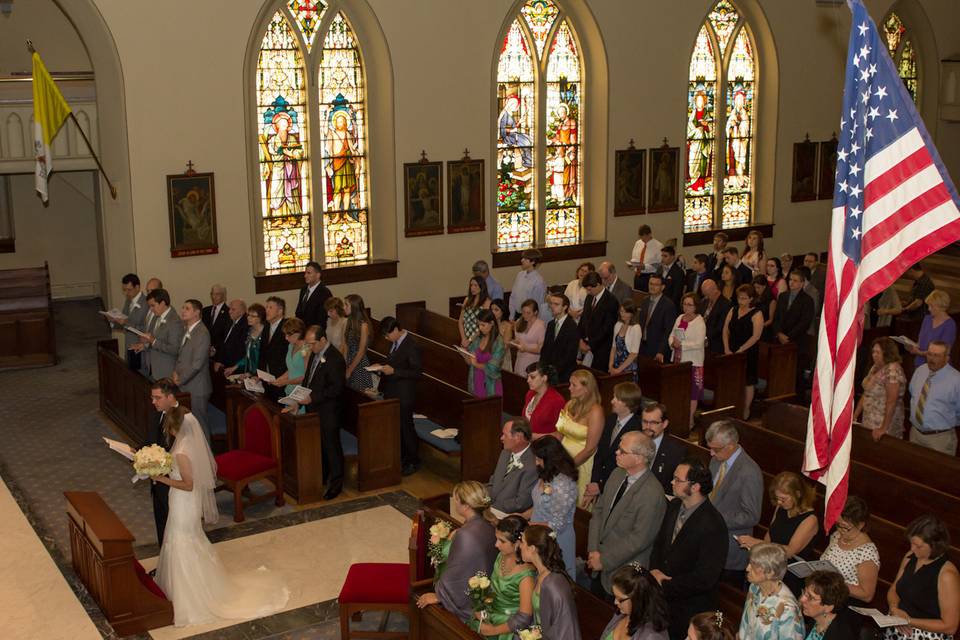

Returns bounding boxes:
[705,420,763,587]
[173,299,212,440]
[487,418,538,514]
[587,431,667,598]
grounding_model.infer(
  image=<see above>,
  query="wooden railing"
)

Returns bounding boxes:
[0,263,56,369]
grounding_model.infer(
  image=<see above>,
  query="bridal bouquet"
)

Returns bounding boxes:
[132,444,173,478]
[518,626,542,640]
[467,571,494,620]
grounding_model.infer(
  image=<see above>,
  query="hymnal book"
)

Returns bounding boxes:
[364,364,384,372]
[430,428,459,439]
[787,559,838,578]
[103,437,135,461]
[453,345,473,357]
[125,326,147,338]
[849,607,909,628]
[99,309,127,322]
[244,377,265,393]
[279,385,311,407]
[256,369,276,383]
[625,259,642,268]
[891,335,918,349]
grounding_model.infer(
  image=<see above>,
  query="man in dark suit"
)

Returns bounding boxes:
[259,296,288,400]
[685,254,711,298]
[379,316,422,476]
[773,270,815,353]
[598,261,633,304]
[148,378,178,546]
[638,274,677,361]
[658,246,685,307]
[706,231,729,275]
[214,299,248,370]
[202,284,231,351]
[298,325,346,499]
[803,252,827,301]
[487,418,538,514]
[698,279,731,355]
[583,381,644,506]
[295,261,332,331]
[540,293,579,383]
[579,271,620,372]
[723,247,754,285]
[650,459,729,640]
[640,402,686,495]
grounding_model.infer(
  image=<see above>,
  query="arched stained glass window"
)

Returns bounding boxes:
[684,0,757,233]
[882,12,919,104]
[496,0,585,251]
[255,2,372,273]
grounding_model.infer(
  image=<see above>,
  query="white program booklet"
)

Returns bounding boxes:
[430,428,459,439]
[453,345,473,357]
[103,437,135,461]
[849,607,909,628]
[99,309,127,322]
[364,364,384,372]
[891,335,918,349]
[125,325,147,337]
[787,559,839,578]
[244,377,265,394]
[489,507,509,520]
[279,385,311,406]
[256,369,276,383]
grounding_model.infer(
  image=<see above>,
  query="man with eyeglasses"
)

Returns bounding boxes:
[649,459,728,640]
[586,431,666,600]
[704,420,763,588]
[582,382,644,508]
[640,403,686,494]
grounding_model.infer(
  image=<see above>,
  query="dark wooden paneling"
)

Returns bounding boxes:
[703,351,747,417]
[254,259,398,294]
[490,240,607,269]
[635,356,692,437]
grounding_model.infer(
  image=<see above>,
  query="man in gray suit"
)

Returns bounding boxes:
[113,273,149,370]
[173,299,212,440]
[138,278,164,376]
[705,420,763,586]
[587,431,667,598]
[598,261,634,305]
[487,418,538,514]
[132,288,185,381]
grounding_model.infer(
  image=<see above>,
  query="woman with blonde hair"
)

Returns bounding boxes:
[556,369,604,500]
[909,289,956,367]
[853,337,906,441]
[324,297,347,355]
[415,480,498,622]
[737,471,819,596]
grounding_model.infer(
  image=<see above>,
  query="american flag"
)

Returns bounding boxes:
[803,0,960,531]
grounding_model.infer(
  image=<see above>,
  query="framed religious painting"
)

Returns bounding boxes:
[613,143,645,216]
[817,136,839,200]
[166,165,219,257]
[646,144,680,213]
[791,137,818,202]
[403,155,444,237]
[447,154,485,234]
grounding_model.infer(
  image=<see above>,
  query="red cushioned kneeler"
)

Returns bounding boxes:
[338,562,411,639]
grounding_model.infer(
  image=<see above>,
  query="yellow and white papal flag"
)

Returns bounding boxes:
[32,52,72,203]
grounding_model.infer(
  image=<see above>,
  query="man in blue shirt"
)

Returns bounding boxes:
[908,340,960,455]
[472,260,504,302]
[508,249,551,322]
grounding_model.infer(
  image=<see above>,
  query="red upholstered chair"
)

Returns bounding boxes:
[338,510,438,639]
[214,403,284,522]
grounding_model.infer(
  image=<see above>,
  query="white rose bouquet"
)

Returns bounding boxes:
[428,520,453,572]
[518,626,542,640]
[467,571,493,620]
[132,444,173,478]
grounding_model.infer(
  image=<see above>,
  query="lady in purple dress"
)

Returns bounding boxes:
[909,290,956,367]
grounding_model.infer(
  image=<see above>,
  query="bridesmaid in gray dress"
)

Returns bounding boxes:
[599,564,670,640]
[519,524,581,640]
[415,481,497,622]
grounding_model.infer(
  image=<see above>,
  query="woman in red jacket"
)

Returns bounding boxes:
[522,362,566,439]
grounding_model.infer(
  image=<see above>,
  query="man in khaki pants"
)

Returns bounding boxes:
[908,340,960,455]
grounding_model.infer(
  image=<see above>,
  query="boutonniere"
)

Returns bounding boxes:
[542,482,553,495]
[131,302,141,311]
[184,332,191,341]
[506,458,523,474]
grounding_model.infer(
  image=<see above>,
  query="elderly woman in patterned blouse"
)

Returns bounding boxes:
[738,543,805,640]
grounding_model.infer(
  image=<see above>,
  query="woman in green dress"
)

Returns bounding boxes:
[469,516,535,639]
[223,303,266,377]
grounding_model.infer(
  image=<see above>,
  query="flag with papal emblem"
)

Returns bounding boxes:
[804,0,960,531]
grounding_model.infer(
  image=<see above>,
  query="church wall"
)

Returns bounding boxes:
[0,0,91,77]
[13,0,960,313]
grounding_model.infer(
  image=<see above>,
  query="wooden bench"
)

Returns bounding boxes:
[757,341,798,403]
[763,402,960,498]
[635,356,693,438]
[65,491,173,634]
[0,263,56,368]
[97,339,191,446]
[702,351,748,418]
[224,384,402,499]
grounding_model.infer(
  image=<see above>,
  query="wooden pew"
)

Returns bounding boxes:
[635,356,692,438]
[702,351,747,418]
[757,341,798,403]
[97,339,191,446]
[65,491,173,634]
[224,384,402,499]
[762,402,960,498]
[0,263,57,369]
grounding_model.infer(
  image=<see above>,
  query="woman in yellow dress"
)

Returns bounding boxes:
[554,369,604,502]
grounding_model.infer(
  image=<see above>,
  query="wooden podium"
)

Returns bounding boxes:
[65,491,173,635]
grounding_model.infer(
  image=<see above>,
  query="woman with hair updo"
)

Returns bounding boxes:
[519,524,581,640]
[687,611,734,640]
[469,516,536,639]
[415,481,498,622]
[600,563,670,640]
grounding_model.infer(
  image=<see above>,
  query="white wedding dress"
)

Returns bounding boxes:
[155,413,289,627]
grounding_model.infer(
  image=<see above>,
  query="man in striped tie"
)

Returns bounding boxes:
[907,340,960,455]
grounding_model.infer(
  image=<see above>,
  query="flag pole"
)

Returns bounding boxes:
[26,40,118,200]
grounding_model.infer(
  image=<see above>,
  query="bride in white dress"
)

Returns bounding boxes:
[153,406,289,627]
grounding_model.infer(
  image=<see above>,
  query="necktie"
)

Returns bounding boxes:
[302,288,310,303]
[181,329,191,347]
[671,508,687,543]
[610,419,624,445]
[146,313,157,334]
[306,354,321,386]
[554,318,562,338]
[915,372,934,427]
[606,478,630,524]
[639,243,647,270]
[645,299,658,330]
[710,461,727,499]
[390,340,399,354]
[224,320,237,343]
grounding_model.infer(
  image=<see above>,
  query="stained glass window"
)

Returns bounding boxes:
[288,0,327,52]
[684,1,757,232]
[883,13,919,104]
[318,12,369,264]
[257,11,312,272]
[495,4,585,251]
